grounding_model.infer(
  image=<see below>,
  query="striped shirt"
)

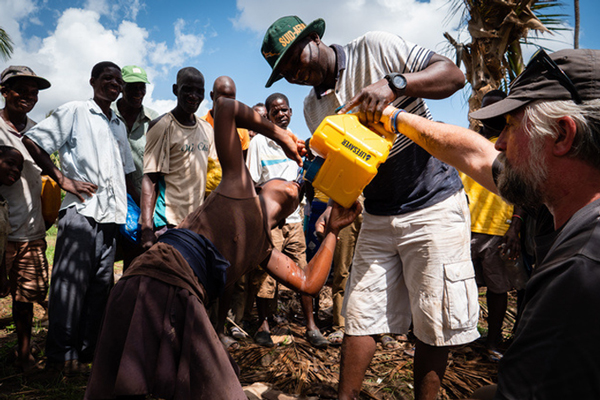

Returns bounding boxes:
[303,31,462,215]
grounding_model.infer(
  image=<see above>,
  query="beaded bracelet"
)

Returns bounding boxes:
[512,214,523,223]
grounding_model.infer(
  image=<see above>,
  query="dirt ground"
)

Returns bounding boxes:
[0,246,515,399]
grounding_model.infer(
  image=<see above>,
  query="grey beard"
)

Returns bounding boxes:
[496,153,546,209]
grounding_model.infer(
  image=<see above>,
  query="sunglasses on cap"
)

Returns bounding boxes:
[524,48,583,104]
[480,49,582,133]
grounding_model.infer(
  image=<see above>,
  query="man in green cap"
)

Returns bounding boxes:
[112,65,159,203]
[112,65,159,269]
[262,16,475,400]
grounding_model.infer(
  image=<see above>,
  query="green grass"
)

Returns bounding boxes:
[45,225,57,265]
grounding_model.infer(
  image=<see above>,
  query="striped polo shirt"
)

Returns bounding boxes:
[303,31,463,216]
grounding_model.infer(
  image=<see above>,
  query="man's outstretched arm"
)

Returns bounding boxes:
[374,106,500,193]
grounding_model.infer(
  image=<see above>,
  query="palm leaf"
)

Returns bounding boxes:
[0,28,14,61]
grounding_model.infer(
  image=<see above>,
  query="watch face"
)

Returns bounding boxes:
[392,74,407,90]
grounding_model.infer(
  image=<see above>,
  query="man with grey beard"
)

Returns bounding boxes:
[370,48,600,399]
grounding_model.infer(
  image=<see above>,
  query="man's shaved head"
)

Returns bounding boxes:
[211,76,236,101]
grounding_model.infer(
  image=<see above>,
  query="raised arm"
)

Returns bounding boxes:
[375,106,500,193]
[213,97,303,197]
[263,202,361,296]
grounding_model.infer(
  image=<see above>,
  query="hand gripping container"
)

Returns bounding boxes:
[302,114,396,208]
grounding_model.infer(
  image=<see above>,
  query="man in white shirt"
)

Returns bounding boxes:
[24,61,135,375]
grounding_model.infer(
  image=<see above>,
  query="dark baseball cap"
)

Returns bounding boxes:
[471,49,600,120]
[0,65,51,90]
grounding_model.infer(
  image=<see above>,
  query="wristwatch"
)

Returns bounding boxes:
[385,73,407,97]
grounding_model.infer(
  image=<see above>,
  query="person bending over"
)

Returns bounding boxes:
[84,97,361,400]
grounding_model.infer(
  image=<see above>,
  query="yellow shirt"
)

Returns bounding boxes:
[460,137,513,236]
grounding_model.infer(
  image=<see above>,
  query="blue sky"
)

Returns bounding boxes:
[1,0,598,138]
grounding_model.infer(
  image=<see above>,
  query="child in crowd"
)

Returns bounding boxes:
[0,145,24,295]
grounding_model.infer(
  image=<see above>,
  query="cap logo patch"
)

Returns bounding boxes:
[278,23,306,48]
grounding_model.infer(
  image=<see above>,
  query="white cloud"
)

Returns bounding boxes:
[233,0,463,55]
[1,5,206,123]
[83,0,144,22]
[233,0,575,69]
[0,0,38,45]
[148,19,206,68]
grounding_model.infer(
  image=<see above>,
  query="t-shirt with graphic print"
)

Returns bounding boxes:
[143,112,216,227]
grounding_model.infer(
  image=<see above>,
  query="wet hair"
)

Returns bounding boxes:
[524,98,600,170]
[91,61,120,79]
[265,93,290,113]
[176,67,204,87]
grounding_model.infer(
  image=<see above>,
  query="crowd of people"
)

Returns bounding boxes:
[0,13,599,400]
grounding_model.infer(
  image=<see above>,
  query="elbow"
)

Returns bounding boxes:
[426,56,465,98]
[442,66,465,97]
[452,71,466,92]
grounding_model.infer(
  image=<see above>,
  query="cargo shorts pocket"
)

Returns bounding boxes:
[442,260,479,330]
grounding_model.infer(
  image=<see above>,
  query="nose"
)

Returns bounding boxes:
[495,130,507,152]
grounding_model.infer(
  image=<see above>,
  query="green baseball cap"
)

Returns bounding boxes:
[121,65,150,84]
[261,16,325,88]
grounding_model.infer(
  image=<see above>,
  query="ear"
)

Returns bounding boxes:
[309,31,321,45]
[172,84,178,97]
[553,116,577,156]
[210,91,214,101]
[89,77,95,87]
